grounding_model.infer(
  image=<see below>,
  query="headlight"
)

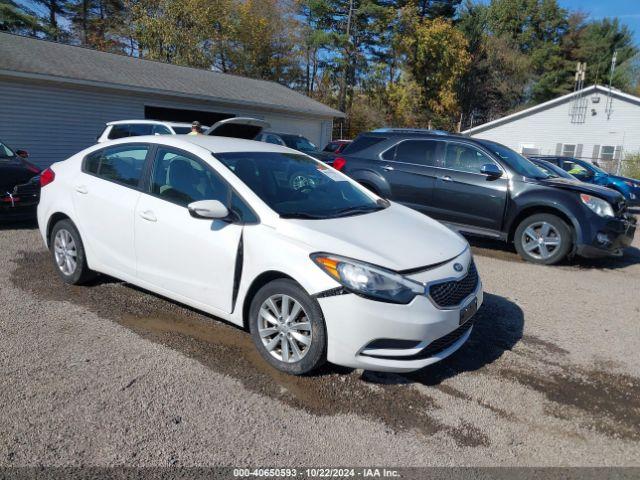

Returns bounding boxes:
[310,253,425,304]
[580,194,614,217]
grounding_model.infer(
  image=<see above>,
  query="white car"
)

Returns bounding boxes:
[37,134,483,375]
[97,118,269,142]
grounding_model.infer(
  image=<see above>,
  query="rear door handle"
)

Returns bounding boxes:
[139,210,157,222]
[75,185,88,194]
[382,165,394,171]
[440,175,453,182]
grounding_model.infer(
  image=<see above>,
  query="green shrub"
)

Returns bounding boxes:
[622,153,640,180]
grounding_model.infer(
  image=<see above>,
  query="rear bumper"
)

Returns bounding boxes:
[576,214,636,258]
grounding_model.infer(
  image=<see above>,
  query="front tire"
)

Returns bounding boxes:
[50,219,95,284]
[514,213,572,265]
[249,279,327,375]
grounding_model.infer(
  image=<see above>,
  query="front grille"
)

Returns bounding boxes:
[429,261,479,308]
[361,317,475,360]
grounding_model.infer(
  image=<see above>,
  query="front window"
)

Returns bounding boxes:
[444,143,494,173]
[151,148,229,207]
[279,135,317,153]
[561,159,595,180]
[215,152,384,219]
[479,140,548,178]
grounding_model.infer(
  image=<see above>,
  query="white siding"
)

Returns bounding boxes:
[468,92,640,166]
[0,77,333,168]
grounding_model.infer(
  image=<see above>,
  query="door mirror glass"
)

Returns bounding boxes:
[188,200,230,220]
[480,163,502,177]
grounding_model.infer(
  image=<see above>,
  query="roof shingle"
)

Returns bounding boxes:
[0,32,343,118]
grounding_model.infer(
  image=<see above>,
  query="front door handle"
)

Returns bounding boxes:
[139,210,157,222]
[440,175,453,182]
[75,185,88,194]
[382,165,394,172]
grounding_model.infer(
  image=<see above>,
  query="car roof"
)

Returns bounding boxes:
[107,134,302,154]
[107,119,169,126]
[263,131,307,137]
[106,120,203,128]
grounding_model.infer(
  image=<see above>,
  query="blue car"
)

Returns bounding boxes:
[529,156,640,206]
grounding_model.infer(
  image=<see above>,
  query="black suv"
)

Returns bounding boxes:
[326,129,636,264]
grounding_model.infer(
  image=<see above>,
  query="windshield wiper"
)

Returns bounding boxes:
[328,205,384,218]
[279,212,325,219]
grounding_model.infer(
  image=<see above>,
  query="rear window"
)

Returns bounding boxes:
[342,135,386,155]
[84,145,149,188]
[172,126,192,134]
[0,141,16,160]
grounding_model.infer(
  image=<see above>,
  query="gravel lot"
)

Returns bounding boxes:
[1,219,639,467]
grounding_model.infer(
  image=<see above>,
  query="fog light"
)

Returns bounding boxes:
[596,232,611,245]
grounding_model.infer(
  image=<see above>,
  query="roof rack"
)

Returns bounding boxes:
[371,128,450,135]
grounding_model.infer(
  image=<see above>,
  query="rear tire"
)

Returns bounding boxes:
[514,213,572,265]
[50,219,96,285]
[249,279,327,375]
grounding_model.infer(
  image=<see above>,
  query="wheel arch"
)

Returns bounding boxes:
[508,205,579,244]
[46,212,73,247]
[241,270,297,330]
[350,168,390,197]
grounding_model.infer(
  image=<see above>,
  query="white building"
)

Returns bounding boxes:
[464,84,640,170]
[0,33,343,168]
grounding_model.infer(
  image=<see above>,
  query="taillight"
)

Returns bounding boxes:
[333,157,347,171]
[40,168,55,187]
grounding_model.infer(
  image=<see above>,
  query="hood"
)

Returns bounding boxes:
[538,177,624,204]
[608,174,640,187]
[276,203,468,271]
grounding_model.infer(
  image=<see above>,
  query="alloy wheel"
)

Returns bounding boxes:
[53,229,78,276]
[521,221,562,260]
[258,294,312,363]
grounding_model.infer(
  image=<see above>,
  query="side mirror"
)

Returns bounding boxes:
[16,149,29,159]
[480,163,502,178]
[188,200,231,220]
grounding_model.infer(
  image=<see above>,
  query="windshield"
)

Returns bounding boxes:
[215,152,384,219]
[0,141,16,161]
[479,141,549,179]
[534,160,575,180]
[279,135,317,153]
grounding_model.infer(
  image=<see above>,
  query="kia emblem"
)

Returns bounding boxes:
[453,263,464,272]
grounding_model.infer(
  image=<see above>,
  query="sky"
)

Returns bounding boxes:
[560,0,640,45]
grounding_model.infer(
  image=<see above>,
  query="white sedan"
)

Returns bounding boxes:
[37,135,483,375]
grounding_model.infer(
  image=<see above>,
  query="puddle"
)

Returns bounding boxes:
[499,366,640,441]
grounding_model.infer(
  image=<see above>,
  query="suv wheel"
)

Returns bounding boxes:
[514,213,572,265]
[249,279,327,375]
[50,219,95,284]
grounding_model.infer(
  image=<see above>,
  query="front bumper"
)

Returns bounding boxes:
[317,248,483,372]
[576,214,637,258]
